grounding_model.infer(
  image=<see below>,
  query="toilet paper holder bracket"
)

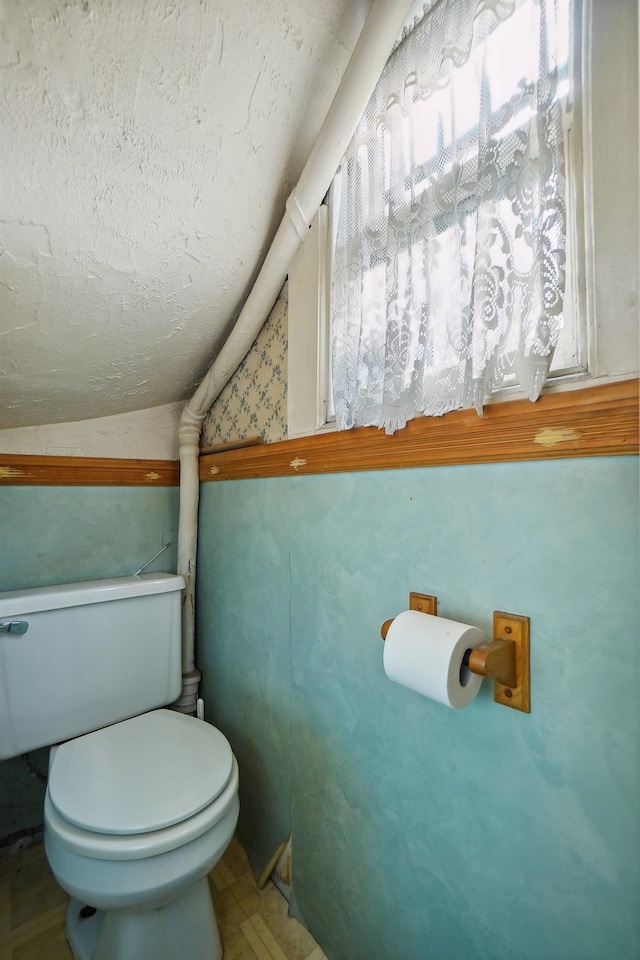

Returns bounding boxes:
[381,599,530,713]
[380,592,438,638]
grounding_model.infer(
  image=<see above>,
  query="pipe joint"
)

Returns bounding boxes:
[285,190,311,242]
[179,405,204,437]
[179,408,203,459]
[171,668,202,715]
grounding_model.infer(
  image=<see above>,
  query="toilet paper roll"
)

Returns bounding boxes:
[383,610,484,709]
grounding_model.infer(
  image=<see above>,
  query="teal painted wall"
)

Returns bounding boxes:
[0,484,179,842]
[197,456,639,960]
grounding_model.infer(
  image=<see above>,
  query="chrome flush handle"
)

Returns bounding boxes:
[0,621,29,636]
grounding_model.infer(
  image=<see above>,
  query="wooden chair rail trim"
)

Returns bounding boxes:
[200,379,639,483]
[0,455,179,487]
[1,380,635,487]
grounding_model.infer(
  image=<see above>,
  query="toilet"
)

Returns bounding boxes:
[0,573,239,960]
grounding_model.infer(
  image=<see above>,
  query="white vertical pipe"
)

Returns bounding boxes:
[175,0,414,712]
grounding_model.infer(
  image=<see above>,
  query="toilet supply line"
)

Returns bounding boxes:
[21,753,47,784]
[175,0,415,713]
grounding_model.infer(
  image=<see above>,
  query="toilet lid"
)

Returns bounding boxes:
[48,710,234,835]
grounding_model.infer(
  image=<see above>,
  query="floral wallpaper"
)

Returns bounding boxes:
[202,291,288,446]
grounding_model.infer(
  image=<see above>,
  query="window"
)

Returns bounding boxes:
[331,0,578,434]
[288,0,638,439]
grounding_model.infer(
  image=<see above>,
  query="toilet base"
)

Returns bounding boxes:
[66,878,222,960]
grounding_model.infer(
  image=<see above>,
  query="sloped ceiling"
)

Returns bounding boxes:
[0,0,374,428]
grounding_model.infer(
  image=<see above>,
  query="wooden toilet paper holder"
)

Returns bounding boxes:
[381,593,530,713]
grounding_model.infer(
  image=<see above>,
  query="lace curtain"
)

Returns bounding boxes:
[330,0,570,434]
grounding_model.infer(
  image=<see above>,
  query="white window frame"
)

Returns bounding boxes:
[288,0,638,439]
[287,206,332,438]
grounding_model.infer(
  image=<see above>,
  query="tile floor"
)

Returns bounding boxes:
[0,836,327,960]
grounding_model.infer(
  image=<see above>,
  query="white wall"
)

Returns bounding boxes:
[588,0,639,377]
[0,403,180,458]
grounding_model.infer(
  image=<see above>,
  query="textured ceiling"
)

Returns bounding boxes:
[0,0,374,427]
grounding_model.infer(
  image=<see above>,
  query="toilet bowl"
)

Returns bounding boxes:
[44,709,239,960]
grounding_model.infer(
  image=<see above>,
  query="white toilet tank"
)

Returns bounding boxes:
[0,573,185,761]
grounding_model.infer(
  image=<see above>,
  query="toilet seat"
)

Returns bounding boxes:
[48,709,233,835]
[44,756,239,861]
[45,710,238,861]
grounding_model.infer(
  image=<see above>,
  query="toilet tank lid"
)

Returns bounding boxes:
[0,573,184,617]
[48,710,234,836]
